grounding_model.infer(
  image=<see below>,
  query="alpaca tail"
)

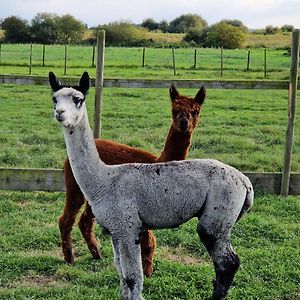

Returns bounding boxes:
[236,175,254,222]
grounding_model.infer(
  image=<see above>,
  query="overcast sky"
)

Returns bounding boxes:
[0,0,299,29]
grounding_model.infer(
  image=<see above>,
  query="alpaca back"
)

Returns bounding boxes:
[91,159,252,230]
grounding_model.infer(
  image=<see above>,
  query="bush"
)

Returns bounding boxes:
[168,14,207,33]
[203,22,245,49]
[94,22,146,46]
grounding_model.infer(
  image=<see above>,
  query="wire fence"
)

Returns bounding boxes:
[0,43,292,79]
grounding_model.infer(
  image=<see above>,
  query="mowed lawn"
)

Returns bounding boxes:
[0,82,299,299]
[0,191,299,300]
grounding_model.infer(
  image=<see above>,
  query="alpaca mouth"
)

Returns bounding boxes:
[56,115,64,122]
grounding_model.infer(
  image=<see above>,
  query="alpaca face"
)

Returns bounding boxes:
[169,85,206,133]
[52,88,86,128]
[49,71,90,128]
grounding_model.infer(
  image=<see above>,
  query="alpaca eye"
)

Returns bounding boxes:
[52,96,57,104]
[191,111,198,117]
[73,96,82,105]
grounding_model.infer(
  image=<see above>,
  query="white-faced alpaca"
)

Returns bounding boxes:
[50,72,254,300]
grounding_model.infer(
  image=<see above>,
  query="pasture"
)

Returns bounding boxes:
[0,42,299,299]
[0,44,292,80]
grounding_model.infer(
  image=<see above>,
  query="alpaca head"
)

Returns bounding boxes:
[49,72,90,128]
[169,85,206,133]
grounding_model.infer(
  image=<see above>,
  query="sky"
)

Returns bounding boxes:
[0,0,299,29]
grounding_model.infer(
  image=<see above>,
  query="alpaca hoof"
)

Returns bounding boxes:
[91,249,102,260]
[64,253,75,265]
[143,266,154,278]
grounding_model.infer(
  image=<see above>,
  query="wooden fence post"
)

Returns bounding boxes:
[91,44,96,67]
[142,47,145,67]
[247,49,251,70]
[0,44,2,66]
[29,44,33,75]
[42,45,46,67]
[264,48,267,78]
[93,30,105,138]
[193,48,197,68]
[172,48,176,75]
[64,45,67,76]
[220,46,224,76]
[280,29,300,196]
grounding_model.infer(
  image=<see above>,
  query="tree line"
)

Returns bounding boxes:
[0,13,295,49]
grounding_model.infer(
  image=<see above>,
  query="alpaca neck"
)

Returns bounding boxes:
[62,112,107,200]
[157,125,193,162]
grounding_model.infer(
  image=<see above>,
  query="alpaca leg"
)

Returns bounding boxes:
[112,239,131,300]
[58,188,85,264]
[78,202,101,259]
[197,223,240,300]
[112,233,144,300]
[140,230,156,277]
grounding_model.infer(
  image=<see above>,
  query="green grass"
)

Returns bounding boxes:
[0,84,299,172]
[0,191,299,299]
[0,44,292,80]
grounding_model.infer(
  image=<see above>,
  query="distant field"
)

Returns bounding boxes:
[0,43,292,80]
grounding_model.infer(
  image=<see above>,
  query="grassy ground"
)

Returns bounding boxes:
[0,191,299,299]
[0,84,299,173]
[0,44,292,80]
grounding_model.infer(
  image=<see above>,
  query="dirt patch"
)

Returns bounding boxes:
[9,272,67,289]
[157,246,210,265]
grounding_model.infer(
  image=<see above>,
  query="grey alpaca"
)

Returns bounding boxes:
[49,71,254,300]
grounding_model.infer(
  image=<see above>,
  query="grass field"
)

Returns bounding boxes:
[0,191,299,299]
[0,84,299,172]
[0,44,292,80]
[0,39,299,299]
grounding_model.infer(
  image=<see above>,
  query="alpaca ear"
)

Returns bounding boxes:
[169,84,179,101]
[194,86,206,105]
[49,71,61,92]
[79,72,90,95]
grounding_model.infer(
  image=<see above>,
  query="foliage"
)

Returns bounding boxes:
[281,24,294,33]
[265,25,281,35]
[55,14,86,44]
[94,22,146,46]
[0,13,86,44]
[30,13,59,44]
[220,19,248,33]
[141,18,160,31]
[204,22,246,49]
[1,16,31,43]
[168,14,207,33]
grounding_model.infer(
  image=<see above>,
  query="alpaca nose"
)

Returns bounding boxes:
[180,118,189,131]
[56,109,65,121]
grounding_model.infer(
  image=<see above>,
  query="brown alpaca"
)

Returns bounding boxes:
[59,85,206,277]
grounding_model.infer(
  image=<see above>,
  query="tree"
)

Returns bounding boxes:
[56,14,86,43]
[158,20,169,33]
[204,22,245,49]
[141,18,159,31]
[168,14,207,33]
[265,25,280,35]
[281,25,294,33]
[95,22,144,46]
[184,26,208,45]
[221,19,248,33]
[30,13,58,44]
[1,16,30,43]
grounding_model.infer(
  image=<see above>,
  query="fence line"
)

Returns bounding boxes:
[1,167,299,195]
[0,43,291,77]
[0,74,292,90]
